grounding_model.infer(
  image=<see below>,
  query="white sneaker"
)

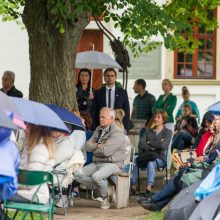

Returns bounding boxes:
[56,195,68,208]
[100,198,110,209]
[108,185,116,203]
[91,191,104,202]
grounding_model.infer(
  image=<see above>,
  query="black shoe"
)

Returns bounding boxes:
[136,195,153,205]
[145,189,155,197]
[136,196,147,205]
[141,201,161,211]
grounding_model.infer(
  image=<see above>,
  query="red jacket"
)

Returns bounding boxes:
[196,130,214,157]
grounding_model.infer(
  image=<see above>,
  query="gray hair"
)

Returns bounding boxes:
[100,107,116,119]
[3,70,15,81]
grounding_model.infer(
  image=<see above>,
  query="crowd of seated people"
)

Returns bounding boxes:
[2,67,220,215]
[137,116,220,211]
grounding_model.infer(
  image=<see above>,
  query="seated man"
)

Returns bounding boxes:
[74,107,126,209]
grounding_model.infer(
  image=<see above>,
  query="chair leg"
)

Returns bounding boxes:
[22,211,28,220]
[30,211,34,220]
[12,210,18,220]
[39,212,43,220]
[165,167,168,185]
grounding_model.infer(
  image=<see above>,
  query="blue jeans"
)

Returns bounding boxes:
[131,156,165,186]
[172,130,192,150]
[152,176,179,209]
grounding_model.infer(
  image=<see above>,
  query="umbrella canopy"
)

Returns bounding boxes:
[208,101,220,114]
[10,97,69,133]
[0,91,26,129]
[46,104,85,130]
[0,91,20,116]
[0,111,17,130]
[163,181,202,220]
[189,188,220,220]
[75,51,122,69]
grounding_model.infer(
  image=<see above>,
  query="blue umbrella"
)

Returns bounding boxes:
[0,111,17,130]
[46,104,85,130]
[10,98,69,133]
[208,101,220,115]
[0,91,26,129]
[0,91,20,115]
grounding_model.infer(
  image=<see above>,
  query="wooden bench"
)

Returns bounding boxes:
[110,172,130,209]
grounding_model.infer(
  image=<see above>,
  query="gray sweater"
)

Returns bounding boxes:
[86,123,126,167]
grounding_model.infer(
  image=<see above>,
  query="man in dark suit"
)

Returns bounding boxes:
[92,68,130,131]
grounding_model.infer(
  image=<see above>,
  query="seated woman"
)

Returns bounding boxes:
[138,117,220,211]
[192,111,214,149]
[174,104,193,135]
[52,130,85,208]
[69,110,87,159]
[131,110,172,194]
[8,124,56,204]
[172,104,198,151]
[175,86,200,124]
[195,120,216,157]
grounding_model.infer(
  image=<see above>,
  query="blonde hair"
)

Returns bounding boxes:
[163,79,173,90]
[27,124,55,159]
[212,122,220,147]
[115,109,125,131]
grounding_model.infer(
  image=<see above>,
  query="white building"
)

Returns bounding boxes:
[1,9,220,121]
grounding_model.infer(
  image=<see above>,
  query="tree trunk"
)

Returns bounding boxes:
[22,0,89,110]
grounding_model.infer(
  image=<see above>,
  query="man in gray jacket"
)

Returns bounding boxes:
[74,107,126,209]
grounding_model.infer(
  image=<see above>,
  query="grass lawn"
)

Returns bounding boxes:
[7,210,165,220]
[8,211,47,219]
[142,211,164,220]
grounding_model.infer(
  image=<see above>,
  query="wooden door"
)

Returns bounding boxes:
[77,29,103,89]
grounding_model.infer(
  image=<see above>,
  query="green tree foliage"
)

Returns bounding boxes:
[1,0,219,54]
[0,0,219,108]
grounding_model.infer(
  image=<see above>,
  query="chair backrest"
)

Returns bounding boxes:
[165,123,175,170]
[18,169,53,186]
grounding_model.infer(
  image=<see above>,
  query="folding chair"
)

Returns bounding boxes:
[52,169,68,216]
[2,169,54,220]
[164,123,175,184]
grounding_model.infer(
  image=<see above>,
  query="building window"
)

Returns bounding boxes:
[174,11,217,79]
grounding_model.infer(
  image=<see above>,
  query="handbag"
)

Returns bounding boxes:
[172,149,197,169]
[137,152,157,165]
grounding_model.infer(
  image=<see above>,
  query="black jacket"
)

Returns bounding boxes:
[91,86,130,131]
[76,85,94,113]
[0,85,23,98]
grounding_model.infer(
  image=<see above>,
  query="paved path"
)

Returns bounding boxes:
[55,196,148,220]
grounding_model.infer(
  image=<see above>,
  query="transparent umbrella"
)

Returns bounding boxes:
[76,50,122,91]
[76,50,122,69]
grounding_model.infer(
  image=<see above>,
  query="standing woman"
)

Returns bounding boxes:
[8,124,56,204]
[76,68,95,114]
[175,86,200,124]
[153,79,177,123]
